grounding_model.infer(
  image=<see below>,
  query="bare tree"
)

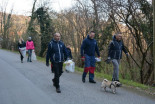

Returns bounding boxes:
[0,0,13,49]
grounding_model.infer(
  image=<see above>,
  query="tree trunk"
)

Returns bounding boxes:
[153,0,155,83]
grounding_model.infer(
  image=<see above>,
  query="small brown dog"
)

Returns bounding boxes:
[101,79,120,94]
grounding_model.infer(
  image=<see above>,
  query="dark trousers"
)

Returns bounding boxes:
[27,49,32,62]
[19,50,24,61]
[52,62,63,88]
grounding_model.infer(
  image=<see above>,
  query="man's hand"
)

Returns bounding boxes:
[67,57,70,61]
[126,53,129,57]
[105,57,111,64]
[46,62,49,67]
[81,56,85,62]
[98,56,101,60]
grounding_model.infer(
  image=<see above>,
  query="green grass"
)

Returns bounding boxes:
[37,56,46,63]
[74,64,154,91]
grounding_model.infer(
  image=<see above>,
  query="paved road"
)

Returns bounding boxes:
[0,49,155,104]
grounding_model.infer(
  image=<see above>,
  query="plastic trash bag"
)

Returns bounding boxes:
[19,47,26,57]
[95,57,101,62]
[32,50,37,60]
[64,60,75,72]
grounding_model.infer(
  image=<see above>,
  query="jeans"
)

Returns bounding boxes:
[112,59,120,81]
[52,62,63,88]
[27,49,32,62]
[82,55,96,81]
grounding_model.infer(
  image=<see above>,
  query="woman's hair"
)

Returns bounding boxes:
[19,38,23,44]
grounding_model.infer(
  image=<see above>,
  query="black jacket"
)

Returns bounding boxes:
[18,41,26,49]
[46,39,68,63]
[108,35,127,59]
[66,48,72,59]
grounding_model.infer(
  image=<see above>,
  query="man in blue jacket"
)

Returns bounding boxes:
[107,32,128,86]
[81,31,100,83]
[46,33,68,93]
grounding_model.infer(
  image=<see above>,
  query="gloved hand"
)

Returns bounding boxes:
[81,56,85,62]
[46,62,49,67]
[126,53,129,57]
[105,57,111,64]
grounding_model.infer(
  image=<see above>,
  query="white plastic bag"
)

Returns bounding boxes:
[64,60,75,72]
[95,57,101,62]
[19,47,26,57]
[32,50,37,60]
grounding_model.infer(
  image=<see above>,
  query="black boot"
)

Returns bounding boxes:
[89,80,96,83]
[112,78,115,81]
[52,79,56,87]
[56,88,61,93]
[82,77,85,83]
[82,72,87,83]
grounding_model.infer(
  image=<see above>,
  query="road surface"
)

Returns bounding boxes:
[0,49,154,104]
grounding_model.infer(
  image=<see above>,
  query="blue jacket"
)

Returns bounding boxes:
[66,48,72,59]
[81,35,100,57]
[46,39,68,63]
[108,35,127,59]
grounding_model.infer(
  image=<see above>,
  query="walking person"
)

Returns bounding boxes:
[106,32,128,86]
[66,45,72,59]
[46,33,68,93]
[26,37,35,62]
[18,38,26,63]
[81,31,100,83]
[65,45,73,72]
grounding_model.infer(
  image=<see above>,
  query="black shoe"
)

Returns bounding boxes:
[89,80,96,83]
[56,88,61,93]
[112,78,116,81]
[52,79,56,87]
[30,60,32,62]
[82,77,85,83]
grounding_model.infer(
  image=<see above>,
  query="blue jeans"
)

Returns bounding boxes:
[83,55,96,81]
[84,55,96,68]
[27,49,32,62]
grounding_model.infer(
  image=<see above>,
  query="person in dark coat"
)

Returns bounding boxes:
[18,38,26,63]
[46,33,68,93]
[107,32,128,86]
[81,31,100,83]
[66,45,72,59]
